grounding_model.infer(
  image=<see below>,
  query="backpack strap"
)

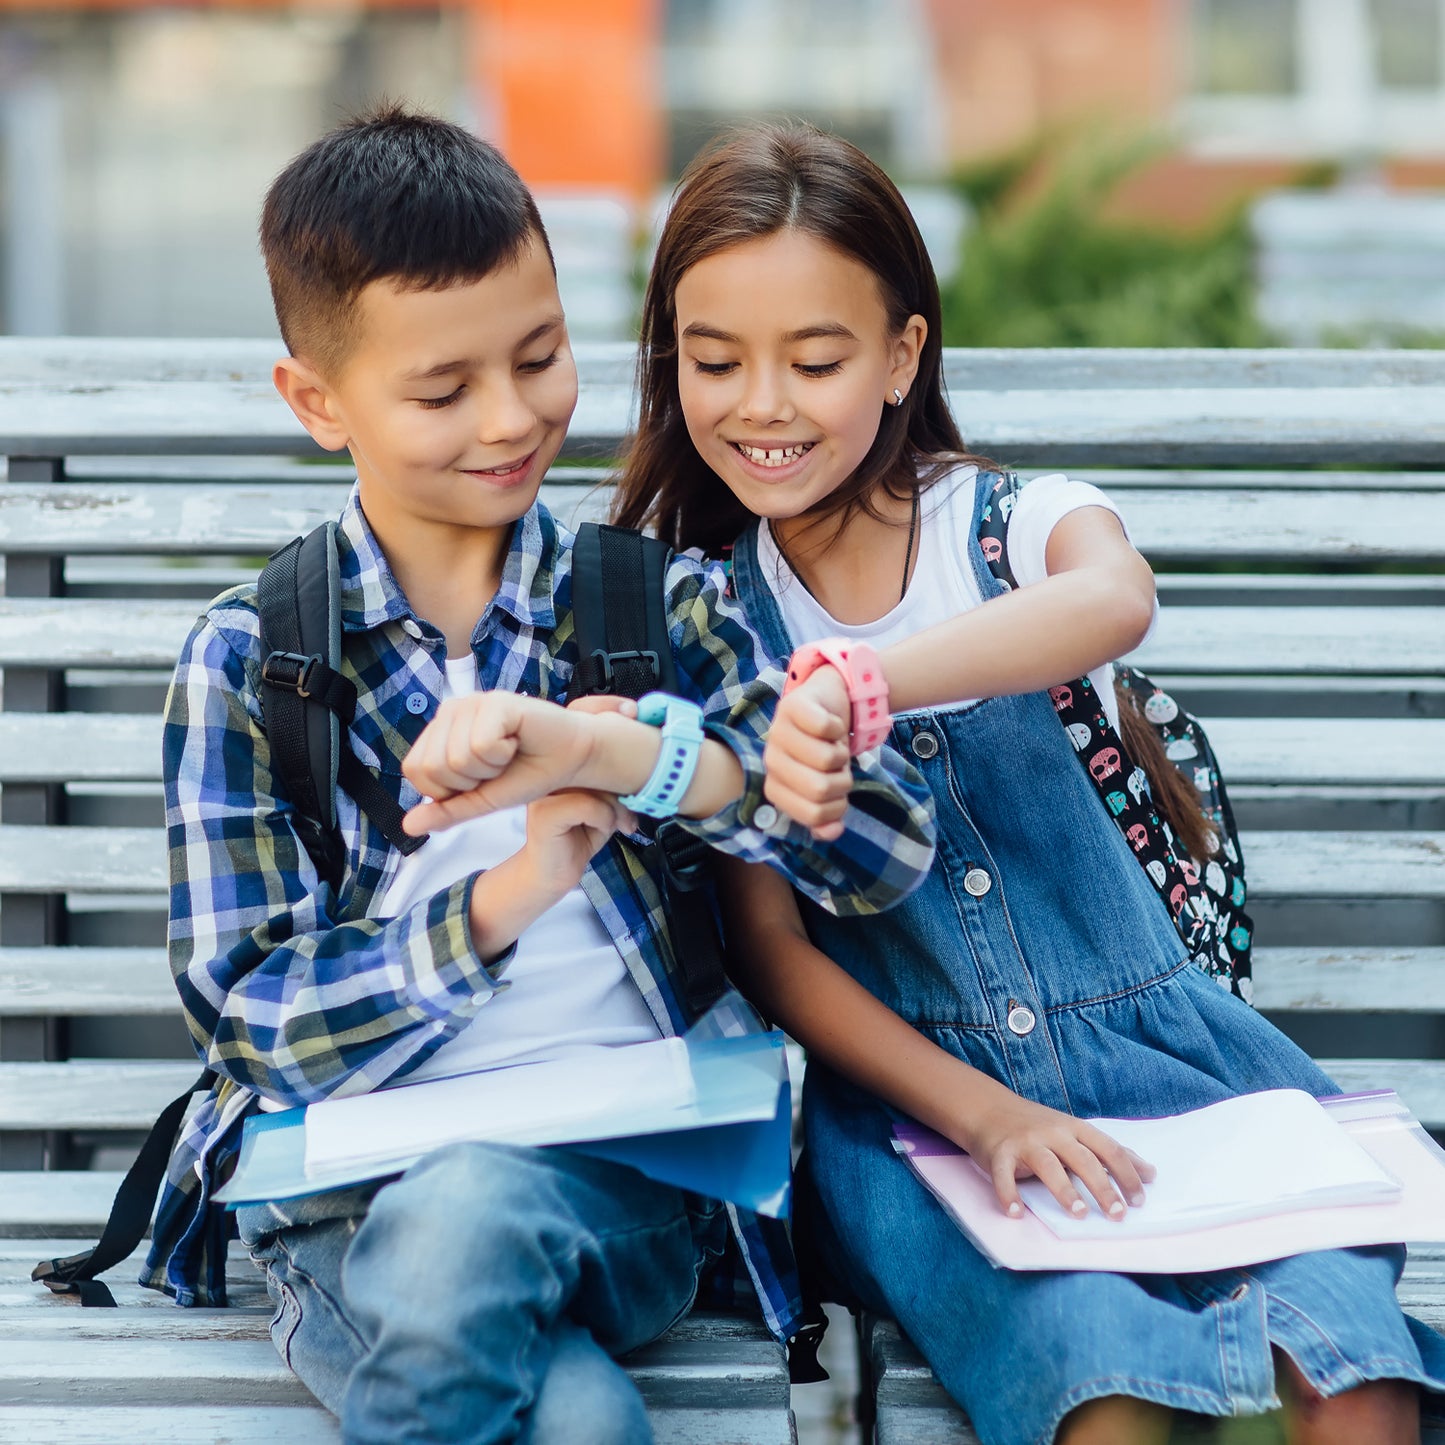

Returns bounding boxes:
[572,523,679,698]
[257,524,422,891]
[973,472,1215,961]
[32,1067,216,1306]
[571,523,727,1019]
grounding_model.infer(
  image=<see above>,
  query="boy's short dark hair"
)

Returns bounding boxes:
[261,103,552,376]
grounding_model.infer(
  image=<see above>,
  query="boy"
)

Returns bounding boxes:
[144,105,934,1444]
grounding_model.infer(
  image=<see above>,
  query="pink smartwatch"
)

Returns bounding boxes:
[782,638,892,755]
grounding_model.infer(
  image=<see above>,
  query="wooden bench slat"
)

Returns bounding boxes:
[3,945,1441,1025]
[0,1062,198,1130]
[2,597,1440,676]
[0,1405,341,1444]
[0,1309,270,1341]
[1251,948,1445,1012]
[1,826,1440,899]
[2,715,1437,790]
[5,1054,1445,1134]
[5,480,1443,561]
[1129,607,1445,677]
[0,949,171,1016]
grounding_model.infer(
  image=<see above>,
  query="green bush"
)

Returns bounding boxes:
[939,135,1268,349]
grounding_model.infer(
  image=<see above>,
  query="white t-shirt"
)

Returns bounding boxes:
[374,654,660,1084]
[755,468,1148,730]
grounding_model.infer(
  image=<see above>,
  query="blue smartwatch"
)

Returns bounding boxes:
[619,692,706,819]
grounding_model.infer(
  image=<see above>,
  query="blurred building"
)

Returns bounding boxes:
[1,0,1443,338]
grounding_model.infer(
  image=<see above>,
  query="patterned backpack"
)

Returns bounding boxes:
[976,471,1254,1002]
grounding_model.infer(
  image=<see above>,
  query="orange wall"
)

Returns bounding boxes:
[470,0,661,196]
[922,0,1175,165]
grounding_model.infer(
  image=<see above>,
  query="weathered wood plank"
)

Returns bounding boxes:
[2,715,1437,790]
[0,1406,342,1445]
[2,943,1440,1028]
[4,1054,1443,1134]
[3,597,1440,676]
[0,715,161,782]
[0,828,164,892]
[1251,948,1445,1012]
[5,479,1443,561]
[0,1062,198,1130]
[1129,607,1445,677]
[3,343,1445,462]
[0,826,1439,899]
[0,948,171,1015]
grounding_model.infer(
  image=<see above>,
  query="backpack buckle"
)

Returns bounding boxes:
[262,650,322,699]
[589,649,660,694]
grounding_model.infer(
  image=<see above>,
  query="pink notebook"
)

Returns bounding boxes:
[893,1091,1445,1273]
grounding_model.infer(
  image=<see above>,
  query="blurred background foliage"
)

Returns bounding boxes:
[939,133,1268,348]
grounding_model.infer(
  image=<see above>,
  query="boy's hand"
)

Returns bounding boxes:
[516,789,636,904]
[952,1091,1155,1223]
[763,666,853,840]
[403,693,594,834]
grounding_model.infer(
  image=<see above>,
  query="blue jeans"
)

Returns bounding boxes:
[236,1142,726,1445]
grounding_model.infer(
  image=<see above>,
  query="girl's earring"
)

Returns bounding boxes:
[892,388,904,406]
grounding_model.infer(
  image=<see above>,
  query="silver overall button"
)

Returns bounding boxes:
[963,868,992,897]
[1006,1005,1037,1037]
[910,730,939,759]
[752,804,779,831]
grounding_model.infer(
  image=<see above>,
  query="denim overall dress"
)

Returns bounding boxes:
[729,488,1445,1445]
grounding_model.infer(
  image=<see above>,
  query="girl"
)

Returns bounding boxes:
[613,123,1445,1445]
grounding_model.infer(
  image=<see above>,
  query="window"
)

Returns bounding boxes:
[1192,0,1298,94]
[1370,0,1443,88]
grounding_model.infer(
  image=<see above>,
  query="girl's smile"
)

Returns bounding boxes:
[674,229,923,527]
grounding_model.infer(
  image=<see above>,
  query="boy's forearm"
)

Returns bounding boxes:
[572,711,745,819]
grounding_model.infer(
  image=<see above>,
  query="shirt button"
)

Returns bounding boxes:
[1006,1004,1037,1036]
[963,867,992,897]
[402,619,424,640]
[753,803,779,830]
[910,730,939,760]
[405,691,429,715]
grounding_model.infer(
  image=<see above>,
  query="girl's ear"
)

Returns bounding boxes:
[273,357,352,452]
[888,314,928,404]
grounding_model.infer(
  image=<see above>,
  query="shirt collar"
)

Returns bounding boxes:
[336,484,561,635]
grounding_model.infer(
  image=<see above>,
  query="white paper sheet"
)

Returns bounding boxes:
[894,1091,1445,1274]
[1018,1089,1400,1239]
[303,1037,696,1180]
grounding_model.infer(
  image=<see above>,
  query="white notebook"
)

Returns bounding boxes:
[303,1037,697,1180]
[1018,1088,1400,1239]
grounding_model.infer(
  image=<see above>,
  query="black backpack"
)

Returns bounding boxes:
[36,520,728,1306]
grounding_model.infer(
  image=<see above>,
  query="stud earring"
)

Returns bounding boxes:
[892,388,904,406]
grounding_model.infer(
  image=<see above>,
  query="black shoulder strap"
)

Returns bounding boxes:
[257,524,422,890]
[33,1068,216,1306]
[572,522,678,699]
[572,522,726,1019]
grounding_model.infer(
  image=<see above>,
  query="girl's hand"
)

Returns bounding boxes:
[763,667,853,840]
[516,789,637,905]
[403,693,594,834]
[956,1091,1155,1222]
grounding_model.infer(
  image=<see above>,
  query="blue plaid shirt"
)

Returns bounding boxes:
[144,489,935,1343]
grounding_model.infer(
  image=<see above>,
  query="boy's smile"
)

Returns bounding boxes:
[304,234,577,556]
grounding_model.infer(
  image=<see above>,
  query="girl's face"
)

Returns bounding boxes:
[673,229,924,525]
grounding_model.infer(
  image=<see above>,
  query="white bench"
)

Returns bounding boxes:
[0,341,1442,1443]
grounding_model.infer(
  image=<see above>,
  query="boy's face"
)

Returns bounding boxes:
[308,235,577,547]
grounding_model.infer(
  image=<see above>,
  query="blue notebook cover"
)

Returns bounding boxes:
[215,1030,792,1217]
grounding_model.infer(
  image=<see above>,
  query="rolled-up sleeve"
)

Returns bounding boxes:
[164,607,509,1107]
[660,555,935,916]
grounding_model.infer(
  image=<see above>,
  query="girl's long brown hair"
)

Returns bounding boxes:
[613,121,1216,859]
[611,121,995,554]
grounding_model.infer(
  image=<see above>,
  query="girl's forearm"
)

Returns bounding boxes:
[882,560,1155,714]
[722,866,1007,1149]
